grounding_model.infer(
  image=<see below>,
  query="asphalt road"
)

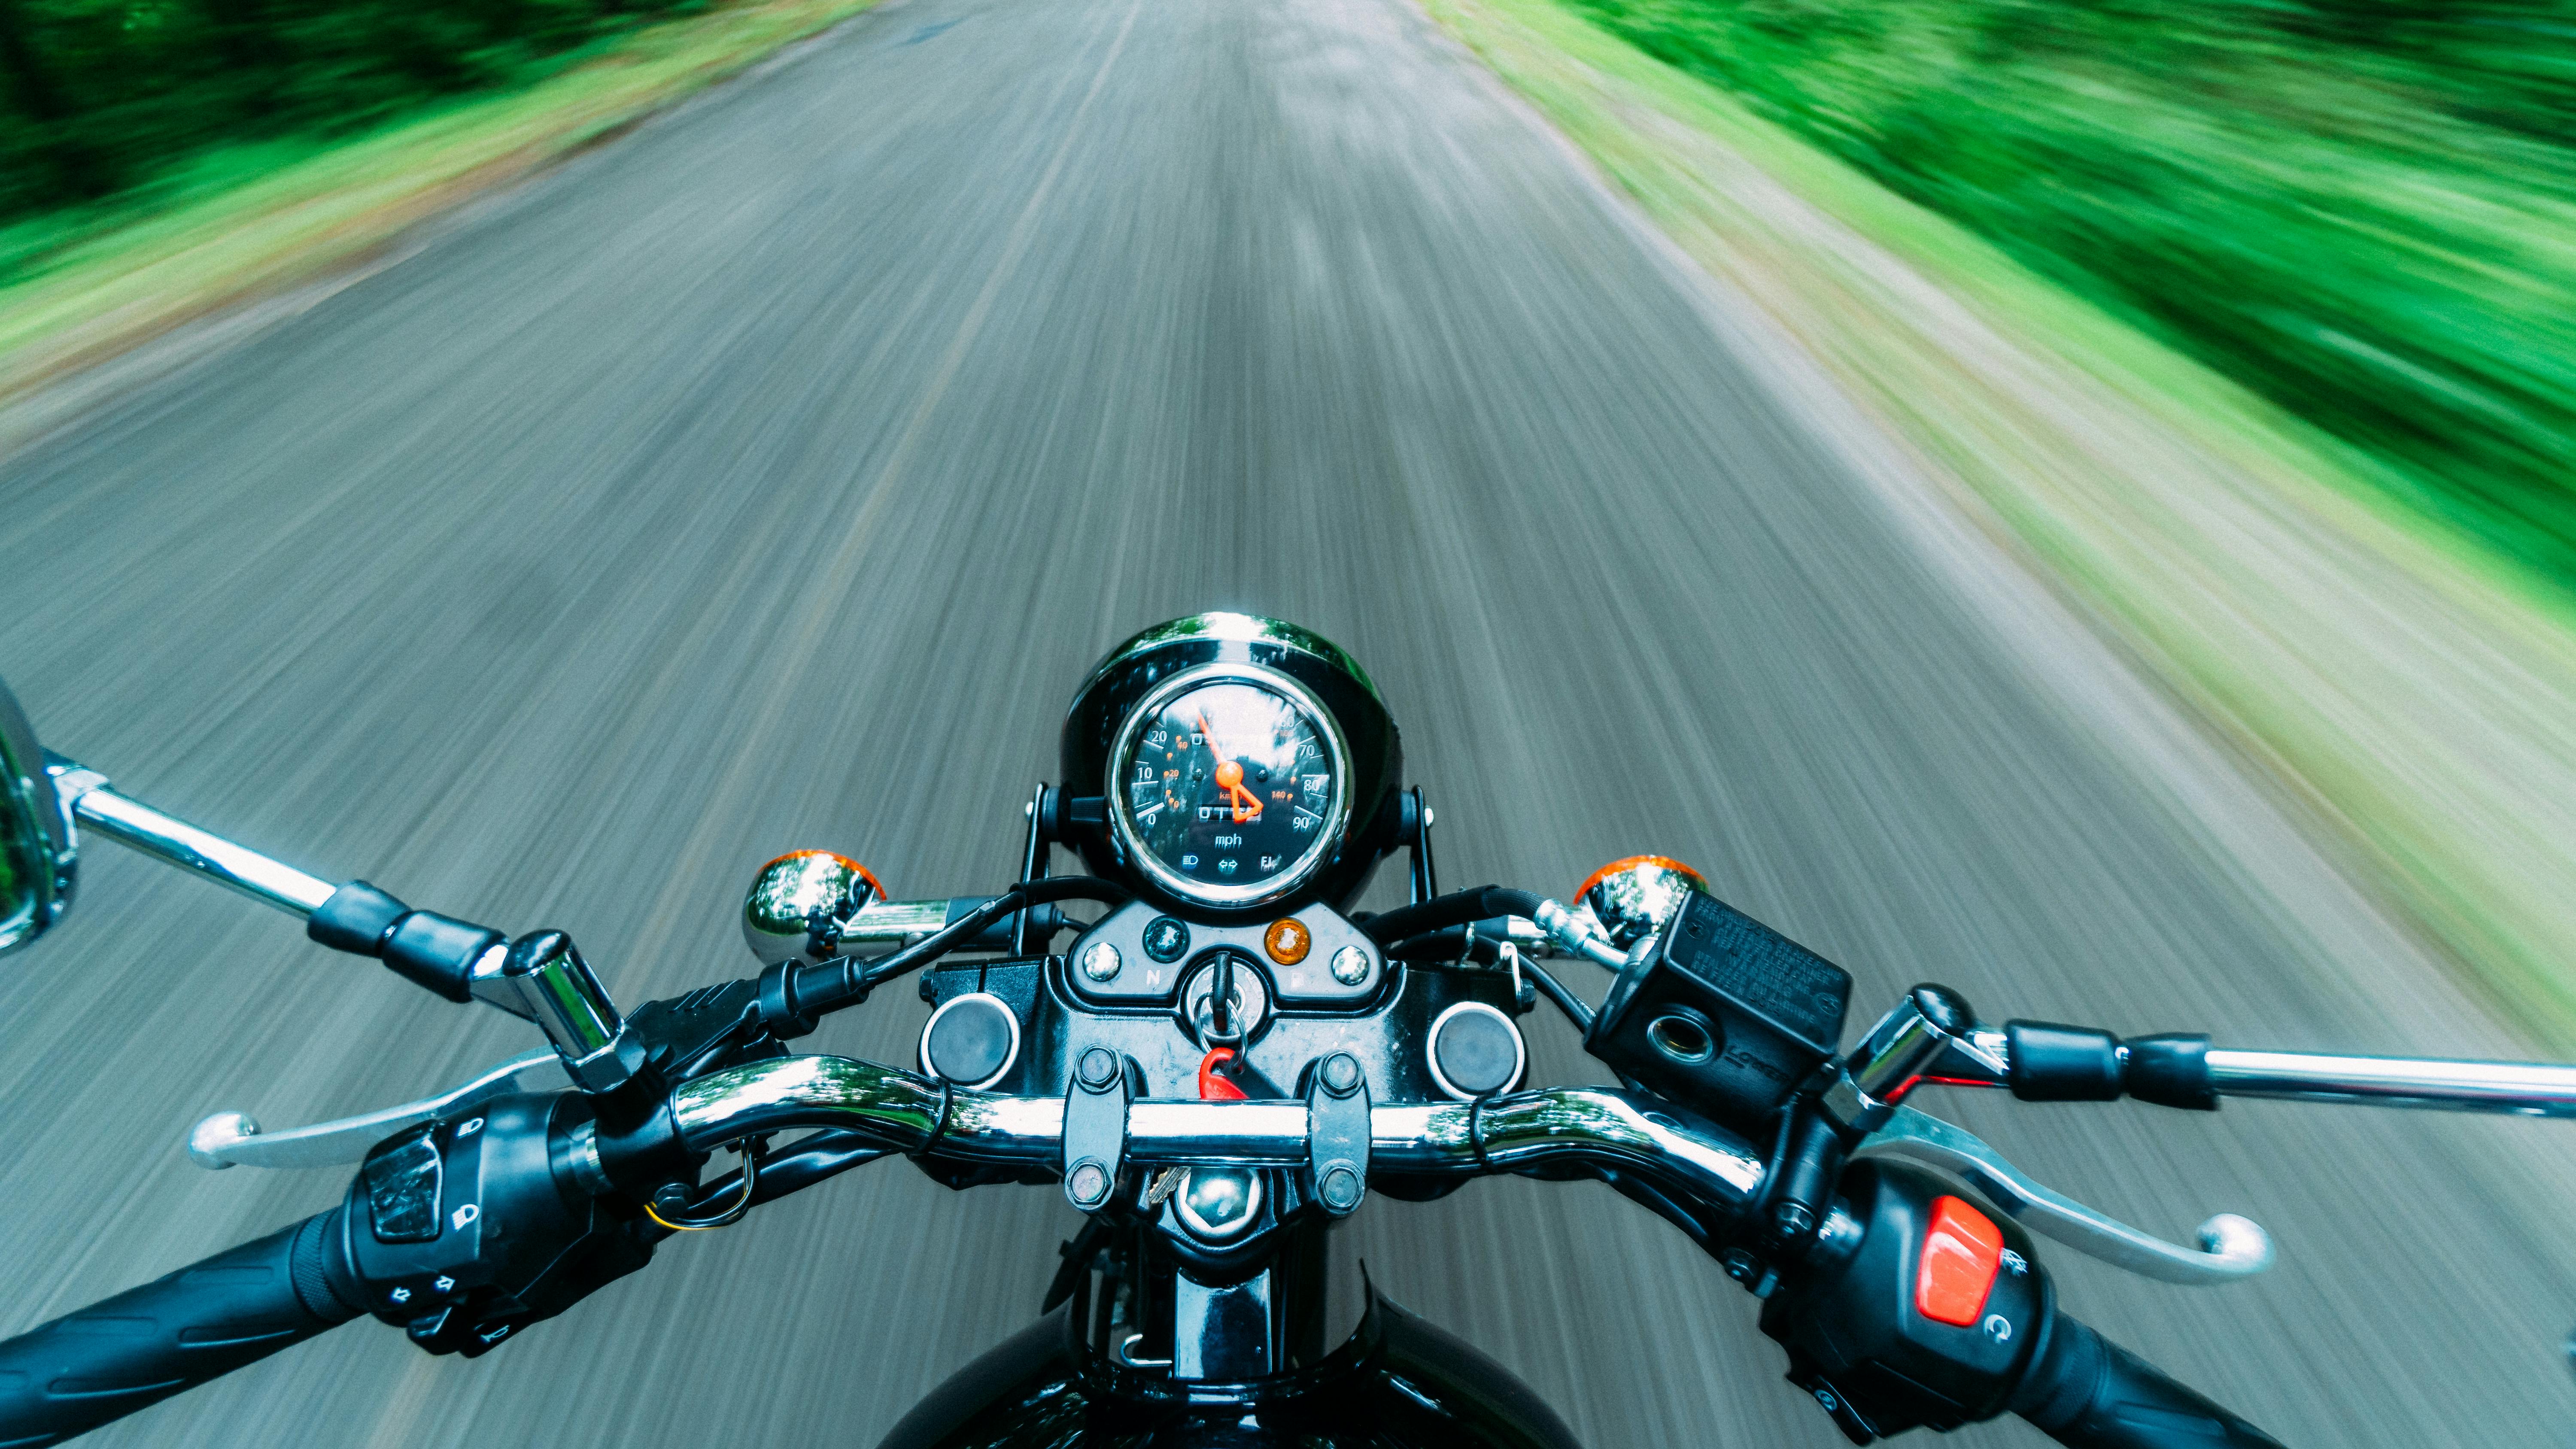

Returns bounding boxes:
[4,0,2574,1441]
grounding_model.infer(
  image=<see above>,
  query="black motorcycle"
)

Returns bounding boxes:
[2,613,2564,1447]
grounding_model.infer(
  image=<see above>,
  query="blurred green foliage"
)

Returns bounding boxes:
[1564,0,2576,582]
[0,0,705,221]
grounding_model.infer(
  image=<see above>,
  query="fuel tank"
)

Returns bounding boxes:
[880,1289,1583,1449]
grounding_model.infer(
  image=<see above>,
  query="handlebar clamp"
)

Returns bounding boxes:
[1063,1048,1133,1212]
[1303,1052,1369,1217]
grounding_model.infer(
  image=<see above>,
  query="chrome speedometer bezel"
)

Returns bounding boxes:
[1106,662,1354,910]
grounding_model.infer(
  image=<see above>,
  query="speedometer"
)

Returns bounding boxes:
[1109,665,1349,908]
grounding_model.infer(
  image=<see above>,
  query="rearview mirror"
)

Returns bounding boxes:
[0,677,76,954]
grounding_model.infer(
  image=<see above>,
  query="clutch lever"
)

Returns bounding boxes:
[186,1046,565,1170]
[1856,1105,2272,1284]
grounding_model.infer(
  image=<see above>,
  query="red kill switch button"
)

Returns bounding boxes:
[1916,1195,2005,1327]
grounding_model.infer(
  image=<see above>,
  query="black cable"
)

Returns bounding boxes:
[1591,1167,1722,1254]
[1358,885,1547,946]
[1519,955,1596,1034]
[745,1130,892,1206]
[862,876,1130,991]
[1384,925,1487,961]
[1367,886,1598,1031]
[855,895,1022,991]
[789,877,1130,1019]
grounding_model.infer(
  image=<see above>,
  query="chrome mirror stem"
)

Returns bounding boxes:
[46,754,333,918]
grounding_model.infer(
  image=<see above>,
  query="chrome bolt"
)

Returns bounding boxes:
[1318,1162,1363,1212]
[1329,945,1369,985]
[1983,1314,2014,1344]
[1066,1159,1111,1209]
[1079,940,1122,982]
[1174,1167,1262,1241]
[1318,1052,1362,1096]
[1076,1047,1120,1091]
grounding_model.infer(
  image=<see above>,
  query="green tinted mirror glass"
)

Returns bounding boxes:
[0,679,75,953]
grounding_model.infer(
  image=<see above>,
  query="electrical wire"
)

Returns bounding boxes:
[1359,885,1547,946]
[1519,955,1596,1034]
[645,1142,760,1231]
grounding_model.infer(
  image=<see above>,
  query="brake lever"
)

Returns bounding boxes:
[186,1047,565,1170]
[1856,1105,2272,1284]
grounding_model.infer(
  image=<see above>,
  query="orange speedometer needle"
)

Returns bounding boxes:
[1214,759,1263,822]
[1201,712,1262,822]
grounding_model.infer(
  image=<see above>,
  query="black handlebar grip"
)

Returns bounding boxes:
[2013,1309,2284,1447]
[0,1209,363,1444]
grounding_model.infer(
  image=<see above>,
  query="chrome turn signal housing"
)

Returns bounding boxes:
[1575,855,1711,949]
[741,850,883,965]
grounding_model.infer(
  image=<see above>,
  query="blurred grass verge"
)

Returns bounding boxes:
[1550,0,2576,594]
[1424,0,2576,1046]
[0,0,875,417]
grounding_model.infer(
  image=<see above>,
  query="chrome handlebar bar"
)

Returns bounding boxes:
[2197,1049,2576,1114]
[665,1054,1771,1210]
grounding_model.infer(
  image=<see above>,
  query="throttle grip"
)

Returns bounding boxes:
[0,1208,361,1444]
[2013,1309,2284,1447]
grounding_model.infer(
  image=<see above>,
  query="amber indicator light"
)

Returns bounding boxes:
[1264,918,1312,965]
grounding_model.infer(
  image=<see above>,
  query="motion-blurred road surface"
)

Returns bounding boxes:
[3,0,2572,1441]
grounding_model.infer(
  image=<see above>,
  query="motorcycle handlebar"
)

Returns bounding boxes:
[0,1209,363,1443]
[2013,1307,2284,1448]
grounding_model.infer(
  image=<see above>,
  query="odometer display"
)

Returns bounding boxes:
[1111,671,1347,906]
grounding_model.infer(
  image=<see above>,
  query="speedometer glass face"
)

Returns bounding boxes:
[1115,677,1345,904]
